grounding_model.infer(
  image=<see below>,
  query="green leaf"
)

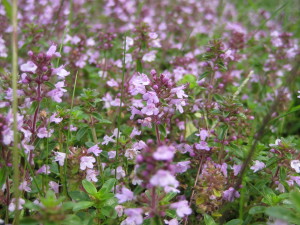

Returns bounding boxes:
[178,74,197,88]
[290,191,300,212]
[73,201,94,212]
[82,180,97,195]
[76,127,89,141]
[199,71,209,81]
[101,178,117,193]
[225,219,243,225]
[2,0,12,21]
[44,81,56,89]
[69,191,90,201]
[249,206,266,215]
[161,192,177,204]
[136,59,143,73]
[265,206,298,223]
[20,218,39,225]
[204,214,217,225]
[101,206,117,218]
[224,219,243,225]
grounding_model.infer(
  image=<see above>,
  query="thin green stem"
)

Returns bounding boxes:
[12,0,20,224]
[115,34,127,182]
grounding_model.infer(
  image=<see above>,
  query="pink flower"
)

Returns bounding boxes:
[175,161,191,173]
[153,145,176,161]
[143,91,159,104]
[20,61,37,73]
[233,164,242,176]
[223,187,240,202]
[47,81,67,103]
[80,156,96,170]
[37,127,54,138]
[142,51,156,62]
[141,103,159,116]
[8,198,25,212]
[108,151,116,159]
[195,141,210,151]
[130,106,143,120]
[87,144,102,156]
[164,219,179,225]
[250,160,265,173]
[86,169,99,182]
[116,187,135,203]
[19,181,31,192]
[170,99,186,113]
[291,160,300,173]
[46,45,61,57]
[54,152,66,166]
[130,127,141,138]
[49,181,59,193]
[53,66,70,78]
[121,208,144,225]
[115,205,124,217]
[131,73,150,86]
[170,200,192,218]
[50,113,63,124]
[111,166,126,180]
[37,165,51,174]
[150,170,179,188]
[171,86,188,99]
[195,129,209,141]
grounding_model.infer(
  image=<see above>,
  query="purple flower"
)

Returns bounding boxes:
[143,91,159,104]
[171,85,188,99]
[175,161,191,173]
[116,187,135,203]
[164,219,179,225]
[108,151,116,159]
[80,156,96,170]
[49,181,59,193]
[233,164,242,176]
[50,113,63,124]
[170,200,192,218]
[290,160,300,173]
[141,103,159,116]
[153,145,176,161]
[130,106,143,120]
[47,81,67,103]
[170,99,186,113]
[250,160,265,173]
[150,170,179,189]
[115,205,124,217]
[87,144,102,156]
[142,50,156,62]
[195,129,209,141]
[46,45,61,58]
[130,127,141,138]
[36,165,51,174]
[195,141,210,151]
[20,61,37,73]
[121,208,143,225]
[54,152,66,166]
[53,66,70,78]
[86,169,99,182]
[37,127,54,138]
[111,166,126,180]
[223,187,240,202]
[8,198,25,212]
[19,181,31,192]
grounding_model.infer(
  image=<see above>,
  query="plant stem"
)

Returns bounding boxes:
[184,156,204,225]
[12,0,20,224]
[115,34,127,184]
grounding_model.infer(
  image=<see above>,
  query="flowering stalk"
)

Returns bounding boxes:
[115,34,127,183]
[11,0,20,224]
